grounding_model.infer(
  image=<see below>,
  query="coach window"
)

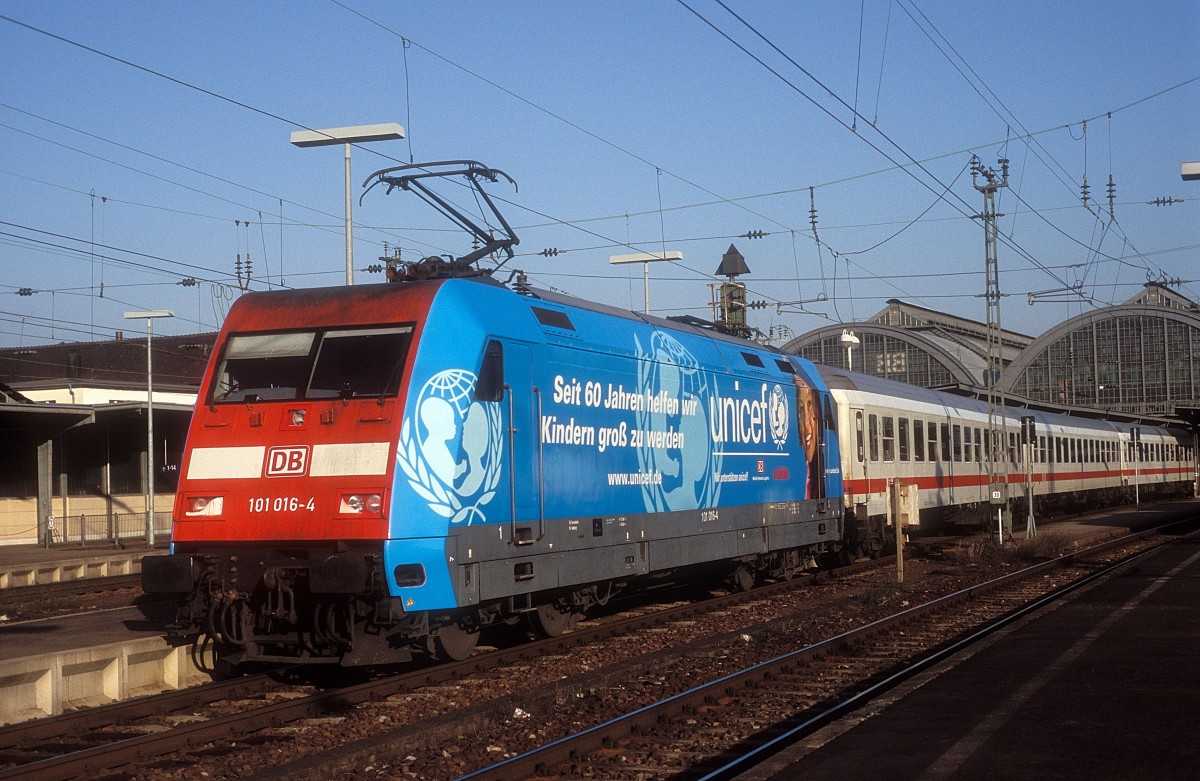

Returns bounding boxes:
[952,425,962,462]
[898,418,910,461]
[972,427,982,462]
[869,414,880,462]
[882,416,895,462]
[940,423,951,462]
[913,420,925,461]
[1039,435,1047,464]
[962,427,972,462]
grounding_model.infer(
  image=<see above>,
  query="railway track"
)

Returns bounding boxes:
[0,524,1178,781]
[0,559,883,781]
[0,574,147,622]
[455,527,1183,780]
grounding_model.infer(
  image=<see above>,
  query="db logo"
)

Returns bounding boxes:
[265,446,309,477]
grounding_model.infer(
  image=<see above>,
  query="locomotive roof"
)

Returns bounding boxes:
[522,283,791,355]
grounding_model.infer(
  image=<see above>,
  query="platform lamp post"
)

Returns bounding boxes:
[125,310,173,548]
[840,329,860,371]
[609,251,683,314]
[289,123,406,286]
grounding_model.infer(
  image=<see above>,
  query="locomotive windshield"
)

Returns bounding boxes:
[209,325,413,403]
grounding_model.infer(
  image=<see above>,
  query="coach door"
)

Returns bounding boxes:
[852,408,868,500]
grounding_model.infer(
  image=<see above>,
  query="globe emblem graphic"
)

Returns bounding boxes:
[635,332,722,512]
[398,369,503,525]
[768,384,789,448]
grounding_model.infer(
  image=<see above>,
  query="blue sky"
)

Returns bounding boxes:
[1,1,1197,348]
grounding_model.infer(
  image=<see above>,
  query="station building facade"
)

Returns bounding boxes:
[0,334,215,547]
[782,282,1200,427]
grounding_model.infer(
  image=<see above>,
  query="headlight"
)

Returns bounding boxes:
[339,493,383,515]
[184,496,224,517]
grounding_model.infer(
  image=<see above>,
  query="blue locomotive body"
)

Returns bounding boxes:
[387,278,844,615]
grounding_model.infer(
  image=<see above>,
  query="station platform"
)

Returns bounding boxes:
[743,506,1200,781]
[0,541,164,588]
[0,542,195,725]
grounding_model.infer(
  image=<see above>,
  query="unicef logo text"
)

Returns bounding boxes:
[398,369,503,525]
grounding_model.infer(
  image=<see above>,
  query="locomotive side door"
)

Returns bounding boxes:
[503,342,542,529]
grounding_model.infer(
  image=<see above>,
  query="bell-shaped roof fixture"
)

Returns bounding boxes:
[716,243,750,278]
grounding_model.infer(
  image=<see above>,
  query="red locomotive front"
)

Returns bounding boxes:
[172,283,439,546]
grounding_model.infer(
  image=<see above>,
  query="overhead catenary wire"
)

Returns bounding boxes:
[0,9,1193,340]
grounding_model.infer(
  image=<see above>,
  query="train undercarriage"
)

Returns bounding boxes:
[143,536,851,671]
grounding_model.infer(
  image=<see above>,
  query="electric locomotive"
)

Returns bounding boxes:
[142,162,847,667]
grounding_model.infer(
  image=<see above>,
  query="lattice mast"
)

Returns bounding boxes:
[972,156,1012,540]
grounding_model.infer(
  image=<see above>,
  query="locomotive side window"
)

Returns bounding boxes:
[475,340,505,402]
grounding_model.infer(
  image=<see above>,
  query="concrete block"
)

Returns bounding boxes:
[0,637,213,725]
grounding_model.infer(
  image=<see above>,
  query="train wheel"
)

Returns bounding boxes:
[731,565,756,592]
[434,622,480,661]
[529,603,574,638]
